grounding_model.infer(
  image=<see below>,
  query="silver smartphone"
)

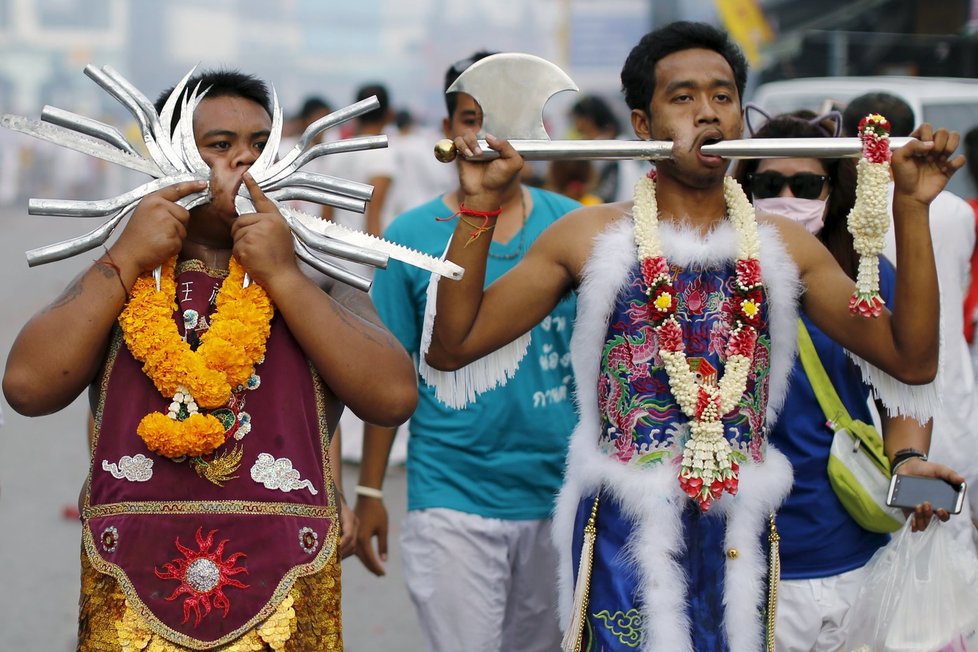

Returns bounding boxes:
[886,474,967,514]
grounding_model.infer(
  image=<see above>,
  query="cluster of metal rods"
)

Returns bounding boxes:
[2,65,406,292]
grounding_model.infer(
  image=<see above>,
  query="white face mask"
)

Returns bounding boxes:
[753,196,828,235]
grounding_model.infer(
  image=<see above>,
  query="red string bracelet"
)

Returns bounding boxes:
[458,203,502,218]
[436,201,502,247]
[94,246,129,299]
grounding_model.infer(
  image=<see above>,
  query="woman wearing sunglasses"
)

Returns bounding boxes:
[733,110,960,652]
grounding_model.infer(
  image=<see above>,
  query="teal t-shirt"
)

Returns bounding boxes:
[372,187,580,520]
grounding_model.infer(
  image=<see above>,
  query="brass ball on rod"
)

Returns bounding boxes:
[433,139,458,163]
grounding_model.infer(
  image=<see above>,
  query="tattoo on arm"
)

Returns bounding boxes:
[42,273,86,314]
[327,282,383,326]
[324,282,396,348]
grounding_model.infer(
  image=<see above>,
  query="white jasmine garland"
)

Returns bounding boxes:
[847,113,893,317]
[633,175,764,511]
[166,385,200,420]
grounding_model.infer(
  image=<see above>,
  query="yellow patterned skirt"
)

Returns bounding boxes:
[77,546,342,651]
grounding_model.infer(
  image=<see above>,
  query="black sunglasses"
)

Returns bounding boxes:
[747,171,828,200]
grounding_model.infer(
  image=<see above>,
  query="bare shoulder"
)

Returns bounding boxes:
[755,210,837,286]
[536,201,633,285]
[756,210,812,258]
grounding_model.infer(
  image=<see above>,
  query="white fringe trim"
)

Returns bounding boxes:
[844,284,944,422]
[554,215,798,651]
[417,241,532,409]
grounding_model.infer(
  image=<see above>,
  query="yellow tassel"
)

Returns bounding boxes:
[561,494,601,652]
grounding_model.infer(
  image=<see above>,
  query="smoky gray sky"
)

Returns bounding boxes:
[0,0,667,131]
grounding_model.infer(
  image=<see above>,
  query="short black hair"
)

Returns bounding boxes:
[154,69,272,133]
[299,96,331,121]
[570,95,621,137]
[395,109,413,130]
[355,83,390,124]
[443,50,498,117]
[842,92,915,137]
[620,21,748,114]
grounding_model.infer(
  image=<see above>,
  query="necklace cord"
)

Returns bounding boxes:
[488,188,527,261]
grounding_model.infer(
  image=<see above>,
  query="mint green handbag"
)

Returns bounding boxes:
[796,320,904,534]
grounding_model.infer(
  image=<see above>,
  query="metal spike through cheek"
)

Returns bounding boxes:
[1,64,463,284]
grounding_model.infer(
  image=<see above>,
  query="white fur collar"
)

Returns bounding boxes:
[570,216,801,423]
[554,215,798,652]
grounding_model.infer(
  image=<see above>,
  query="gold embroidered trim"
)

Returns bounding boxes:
[79,534,342,650]
[82,519,337,650]
[83,500,334,520]
[84,329,124,511]
[176,259,231,278]
[115,594,296,651]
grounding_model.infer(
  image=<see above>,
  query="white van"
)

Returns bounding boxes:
[748,76,978,197]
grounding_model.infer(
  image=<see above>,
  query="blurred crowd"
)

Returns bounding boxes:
[4,40,978,651]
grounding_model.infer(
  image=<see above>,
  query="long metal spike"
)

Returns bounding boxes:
[102,65,186,172]
[266,187,366,214]
[25,205,134,266]
[1,114,162,177]
[439,136,917,162]
[83,64,180,175]
[255,96,381,183]
[159,65,200,156]
[28,173,203,217]
[264,170,374,202]
[293,237,373,293]
[281,205,464,280]
[263,135,388,187]
[278,206,388,268]
[40,106,140,157]
[177,82,210,174]
[289,222,388,269]
[249,86,283,179]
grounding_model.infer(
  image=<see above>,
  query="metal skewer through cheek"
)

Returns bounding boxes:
[7,66,461,289]
[433,136,916,162]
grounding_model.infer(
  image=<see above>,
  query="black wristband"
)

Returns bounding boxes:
[891,448,927,473]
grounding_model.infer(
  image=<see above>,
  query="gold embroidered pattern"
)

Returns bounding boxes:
[79,543,342,651]
[192,443,244,487]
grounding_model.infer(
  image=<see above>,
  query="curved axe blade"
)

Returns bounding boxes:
[447,53,578,140]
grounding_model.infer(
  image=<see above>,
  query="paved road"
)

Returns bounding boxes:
[0,204,423,651]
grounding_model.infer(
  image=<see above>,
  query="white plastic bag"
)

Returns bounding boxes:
[845,517,978,652]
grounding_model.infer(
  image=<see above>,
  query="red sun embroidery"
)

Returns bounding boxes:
[155,527,249,627]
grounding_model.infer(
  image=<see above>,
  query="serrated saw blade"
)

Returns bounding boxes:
[1,114,163,178]
[283,206,463,281]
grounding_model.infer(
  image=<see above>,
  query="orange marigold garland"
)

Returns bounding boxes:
[118,257,274,458]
